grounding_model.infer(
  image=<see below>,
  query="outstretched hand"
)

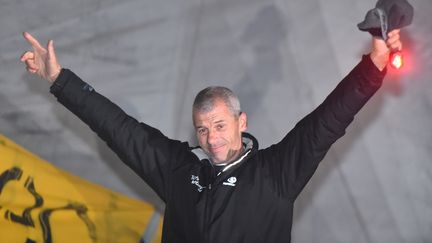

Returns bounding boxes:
[20,32,61,83]
[370,29,402,71]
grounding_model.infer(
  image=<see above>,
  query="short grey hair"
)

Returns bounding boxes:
[193,86,241,117]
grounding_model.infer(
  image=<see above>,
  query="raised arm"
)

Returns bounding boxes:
[20,33,189,202]
[264,30,402,199]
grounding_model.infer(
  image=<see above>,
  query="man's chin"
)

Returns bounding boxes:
[210,155,228,165]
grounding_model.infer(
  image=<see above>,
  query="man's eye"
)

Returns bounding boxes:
[216,124,225,130]
[197,129,207,135]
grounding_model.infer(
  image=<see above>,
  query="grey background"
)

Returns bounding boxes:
[1,0,431,242]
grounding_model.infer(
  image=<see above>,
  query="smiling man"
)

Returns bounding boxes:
[193,87,247,165]
[20,28,401,242]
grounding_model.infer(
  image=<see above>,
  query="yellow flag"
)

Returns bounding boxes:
[0,134,162,243]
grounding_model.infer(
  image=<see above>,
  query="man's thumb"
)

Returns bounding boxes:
[47,40,58,62]
[47,39,61,82]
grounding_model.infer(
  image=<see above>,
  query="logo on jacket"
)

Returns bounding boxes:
[223,177,237,187]
[191,175,206,192]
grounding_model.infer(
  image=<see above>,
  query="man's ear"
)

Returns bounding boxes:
[239,112,247,132]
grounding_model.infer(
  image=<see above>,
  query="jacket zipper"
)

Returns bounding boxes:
[203,182,211,243]
[203,162,216,243]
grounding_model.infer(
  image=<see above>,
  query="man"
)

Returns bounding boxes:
[21,30,401,242]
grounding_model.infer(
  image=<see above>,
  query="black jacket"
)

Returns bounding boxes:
[50,55,385,243]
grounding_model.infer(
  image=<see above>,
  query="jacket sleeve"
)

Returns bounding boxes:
[50,69,190,202]
[262,55,386,199]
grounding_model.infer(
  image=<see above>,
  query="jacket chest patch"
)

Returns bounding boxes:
[190,175,239,192]
[222,176,237,187]
[191,175,206,192]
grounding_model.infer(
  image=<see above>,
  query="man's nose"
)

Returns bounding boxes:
[207,130,217,145]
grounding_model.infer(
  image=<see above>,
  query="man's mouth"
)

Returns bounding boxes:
[209,144,225,154]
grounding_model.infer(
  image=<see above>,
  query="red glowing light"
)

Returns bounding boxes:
[390,51,403,69]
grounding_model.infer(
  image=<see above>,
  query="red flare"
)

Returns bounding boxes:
[390,51,403,69]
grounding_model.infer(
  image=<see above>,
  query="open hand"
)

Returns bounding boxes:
[20,32,61,83]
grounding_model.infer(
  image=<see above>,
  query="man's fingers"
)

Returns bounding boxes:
[26,66,38,73]
[25,59,39,71]
[388,29,400,37]
[21,32,61,82]
[47,40,58,63]
[23,32,45,52]
[26,63,39,74]
[390,41,402,51]
[387,29,402,51]
[386,33,402,51]
[20,51,34,62]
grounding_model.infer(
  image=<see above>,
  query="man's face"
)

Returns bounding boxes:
[193,99,247,164]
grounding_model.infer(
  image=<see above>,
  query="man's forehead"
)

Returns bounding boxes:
[193,103,235,126]
[194,111,228,124]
